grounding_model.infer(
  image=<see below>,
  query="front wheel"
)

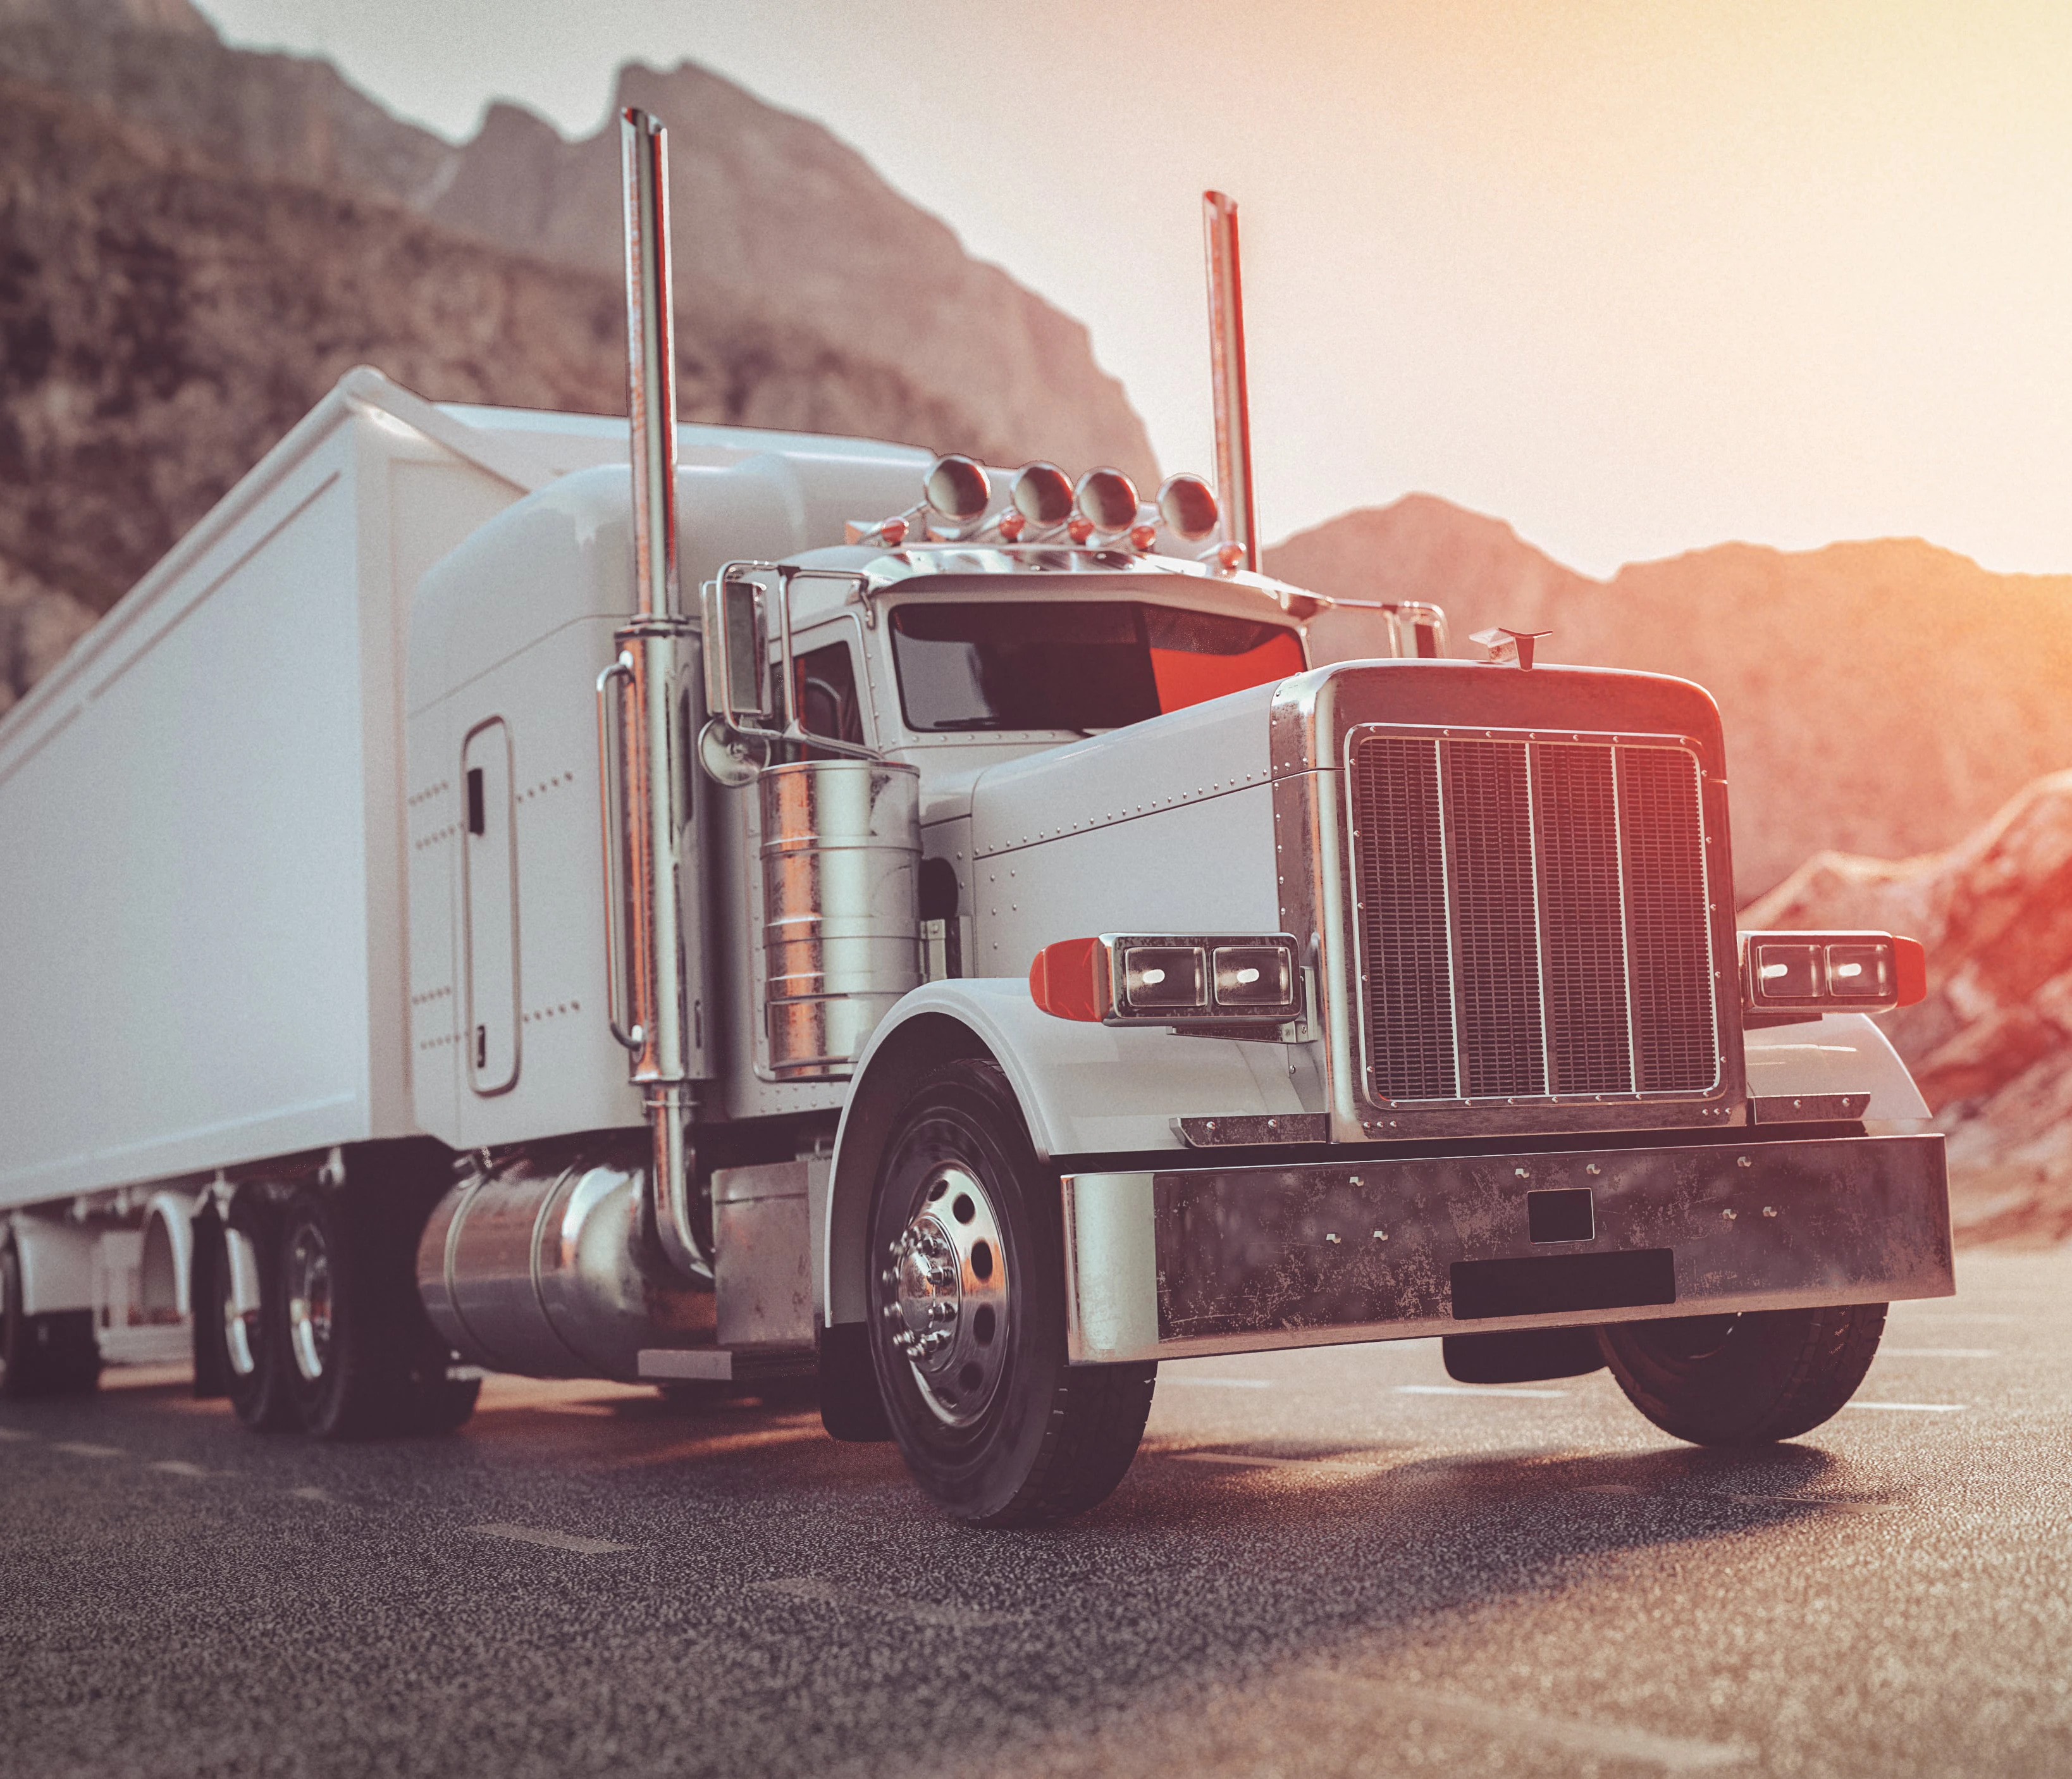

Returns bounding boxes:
[1598,1303,1887,1446]
[866,1058,1155,1527]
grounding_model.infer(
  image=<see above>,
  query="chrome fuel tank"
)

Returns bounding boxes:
[416,1146,713,1380]
[760,757,921,1079]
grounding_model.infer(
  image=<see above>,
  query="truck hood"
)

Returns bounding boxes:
[966,655,1727,864]
[968,681,1278,862]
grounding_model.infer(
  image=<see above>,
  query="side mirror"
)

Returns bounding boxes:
[701,575,770,723]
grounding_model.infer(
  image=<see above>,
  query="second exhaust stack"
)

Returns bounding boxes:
[1203,191,1258,573]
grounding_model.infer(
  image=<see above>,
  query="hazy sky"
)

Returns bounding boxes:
[195,0,2072,578]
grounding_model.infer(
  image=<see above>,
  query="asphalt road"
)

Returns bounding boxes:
[3,1249,2068,1779]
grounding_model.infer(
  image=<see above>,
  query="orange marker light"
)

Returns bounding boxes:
[1029,937,1109,1022]
[1894,936,1928,1007]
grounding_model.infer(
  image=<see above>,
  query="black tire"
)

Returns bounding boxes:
[279,1183,404,1440]
[817,1322,891,1442]
[279,1171,476,1441]
[1598,1303,1887,1446]
[217,1194,299,1432]
[0,1240,101,1399]
[189,1203,228,1399]
[398,1375,482,1435]
[866,1058,1155,1527]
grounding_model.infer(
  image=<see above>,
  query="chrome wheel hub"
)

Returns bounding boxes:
[880,1163,1009,1427]
[285,1223,333,1384]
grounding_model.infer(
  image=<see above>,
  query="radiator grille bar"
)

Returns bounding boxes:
[1351,730,1718,1106]
[1348,737,1455,1100]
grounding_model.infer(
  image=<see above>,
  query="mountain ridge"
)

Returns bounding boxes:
[1271,494,2072,900]
[0,3,1156,711]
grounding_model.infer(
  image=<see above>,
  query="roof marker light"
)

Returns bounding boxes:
[1074,467,1139,536]
[1157,472,1219,541]
[1011,462,1075,528]
[923,454,990,527]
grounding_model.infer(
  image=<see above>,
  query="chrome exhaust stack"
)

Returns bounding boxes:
[597,107,707,1277]
[1202,191,1259,574]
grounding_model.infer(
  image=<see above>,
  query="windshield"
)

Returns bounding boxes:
[889,601,1305,733]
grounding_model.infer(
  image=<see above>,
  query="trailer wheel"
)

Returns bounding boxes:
[0,1239,101,1399]
[278,1185,407,1440]
[278,1177,476,1441]
[1598,1303,1887,1446]
[214,1196,299,1432]
[866,1058,1156,1526]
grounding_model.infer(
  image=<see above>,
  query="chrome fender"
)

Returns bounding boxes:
[1743,1012,1929,1120]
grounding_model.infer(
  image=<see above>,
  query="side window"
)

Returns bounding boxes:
[791,640,865,752]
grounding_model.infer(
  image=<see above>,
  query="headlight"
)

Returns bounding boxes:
[1740,930,1925,1022]
[1030,933,1305,1033]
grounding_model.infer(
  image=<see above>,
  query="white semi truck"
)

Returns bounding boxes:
[0,114,1951,1525]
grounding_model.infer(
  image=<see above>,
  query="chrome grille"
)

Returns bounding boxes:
[1349,729,1719,1106]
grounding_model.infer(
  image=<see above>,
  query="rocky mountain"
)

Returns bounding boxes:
[1744,775,2072,1245]
[0,0,1154,710]
[1271,497,2072,902]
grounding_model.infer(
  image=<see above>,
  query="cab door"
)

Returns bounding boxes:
[461,717,519,1094]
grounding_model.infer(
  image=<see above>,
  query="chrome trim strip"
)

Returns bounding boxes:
[1523,738,1553,1093]
[1610,735,1640,1093]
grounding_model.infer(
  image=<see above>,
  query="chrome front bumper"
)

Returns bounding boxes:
[1061,1132,1951,1364]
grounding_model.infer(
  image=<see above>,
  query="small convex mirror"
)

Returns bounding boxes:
[701,575,770,722]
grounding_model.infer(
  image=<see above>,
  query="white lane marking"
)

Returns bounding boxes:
[288,1486,337,1503]
[149,1460,221,1478]
[1844,1401,1965,1413]
[1397,1384,1569,1399]
[471,1522,634,1555]
[753,1577,1022,1628]
[534,1403,619,1418]
[0,1428,36,1442]
[1892,1311,2015,1325]
[51,1441,123,1458]
[1159,1375,1274,1389]
[1364,1685,1756,1772]
[1880,1348,1998,1358]
[1170,1449,1388,1472]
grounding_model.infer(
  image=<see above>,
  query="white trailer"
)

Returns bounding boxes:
[0,113,1952,1522]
